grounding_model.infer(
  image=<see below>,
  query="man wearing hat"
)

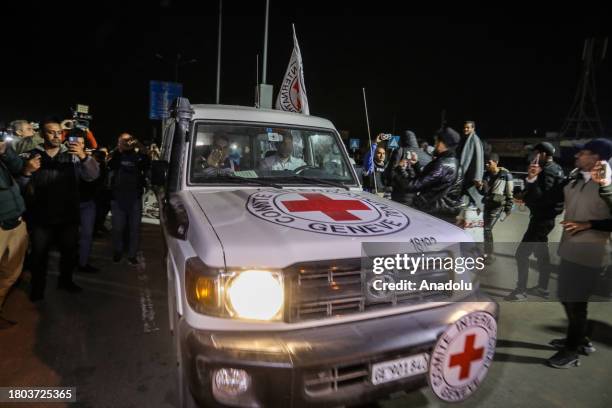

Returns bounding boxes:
[394,127,463,224]
[547,138,612,368]
[506,141,565,301]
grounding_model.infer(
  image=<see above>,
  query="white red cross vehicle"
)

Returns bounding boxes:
[152,98,498,408]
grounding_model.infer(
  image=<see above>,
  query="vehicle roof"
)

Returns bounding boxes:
[191,104,337,130]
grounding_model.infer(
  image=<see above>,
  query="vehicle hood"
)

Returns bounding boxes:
[190,188,470,268]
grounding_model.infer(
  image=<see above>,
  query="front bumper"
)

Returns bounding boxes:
[180,294,498,408]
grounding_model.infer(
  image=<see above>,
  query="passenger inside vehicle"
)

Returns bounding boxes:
[193,133,237,177]
[259,132,306,171]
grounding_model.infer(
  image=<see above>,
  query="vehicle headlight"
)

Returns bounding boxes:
[185,257,285,321]
[225,270,284,321]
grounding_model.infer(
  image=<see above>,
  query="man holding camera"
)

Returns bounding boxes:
[108,133,150,266]
[10,119,44,155]
[20,119,99,301]
[393,127,464,224]
[384,130,423,205]
[362,133,389,195]
[61,119,98,149]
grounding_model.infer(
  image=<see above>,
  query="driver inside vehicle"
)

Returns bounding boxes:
[195,133,237,176]
[259,132,306,171]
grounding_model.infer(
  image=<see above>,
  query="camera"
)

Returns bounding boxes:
[0,128,14,143]
[66,104,93,135]
[68,136,80,144]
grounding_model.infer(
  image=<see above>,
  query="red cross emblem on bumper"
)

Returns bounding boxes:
[449,334,485,380]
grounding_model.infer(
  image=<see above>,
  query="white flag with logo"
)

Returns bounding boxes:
[276,26,309,115]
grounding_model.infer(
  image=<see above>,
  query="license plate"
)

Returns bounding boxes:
[371,353,429,385]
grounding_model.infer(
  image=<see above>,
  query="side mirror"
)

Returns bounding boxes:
[151,160,169,188]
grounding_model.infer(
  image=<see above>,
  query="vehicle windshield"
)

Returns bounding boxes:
[189,123,357,185]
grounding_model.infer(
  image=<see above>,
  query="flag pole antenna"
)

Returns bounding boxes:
[362,87,377,193]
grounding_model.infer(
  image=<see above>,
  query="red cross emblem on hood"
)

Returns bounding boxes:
[282,193,370,221]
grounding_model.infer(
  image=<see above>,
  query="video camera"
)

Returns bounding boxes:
[64,104,93,140]
[0,126,15,143]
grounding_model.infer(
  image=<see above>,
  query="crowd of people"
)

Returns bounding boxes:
[361,122,612,368]
[0,117,158,329]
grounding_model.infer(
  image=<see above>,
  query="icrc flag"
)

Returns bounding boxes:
[276,25,310,115]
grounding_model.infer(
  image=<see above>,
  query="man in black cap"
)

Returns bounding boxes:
[506,141,565,301]
[547,138,612,368]
[393,127,463,223]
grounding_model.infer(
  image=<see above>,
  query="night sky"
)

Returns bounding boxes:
[1,5,610,148]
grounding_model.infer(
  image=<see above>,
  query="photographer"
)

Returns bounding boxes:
[362,133,389,194]
[21,119,99,302]
[61,119,98,149]
[10,119,44,155]
[385,130,423,205]
[393,127,464,224]
[108,133,150,266]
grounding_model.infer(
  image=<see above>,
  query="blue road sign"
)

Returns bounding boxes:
[149,81,183,120]
[349,138,360,150]
[388,135,400,149]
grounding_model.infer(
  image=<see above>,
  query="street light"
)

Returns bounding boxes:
[155,53,197,83]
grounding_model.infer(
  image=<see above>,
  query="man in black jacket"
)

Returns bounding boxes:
[505,142,565,301]
[21,119,100,301]
[394,127,463,224]
[386,130,428,206]
[108,133,150,265]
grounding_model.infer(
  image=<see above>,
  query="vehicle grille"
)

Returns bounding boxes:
[303,347,432,397]
[285,255,453,323]
[303,364,370,396]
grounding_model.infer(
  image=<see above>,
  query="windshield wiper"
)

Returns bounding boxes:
[217,174,283,189]
[279,174,350,190]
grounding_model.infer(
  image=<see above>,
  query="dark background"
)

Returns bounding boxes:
[1,4,610,147]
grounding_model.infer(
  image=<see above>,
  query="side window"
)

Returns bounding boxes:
[311,134,346,176]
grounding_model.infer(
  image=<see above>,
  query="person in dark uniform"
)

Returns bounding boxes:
[505,142,565,301]
[385,130,424,205]
[393,127,463,224]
